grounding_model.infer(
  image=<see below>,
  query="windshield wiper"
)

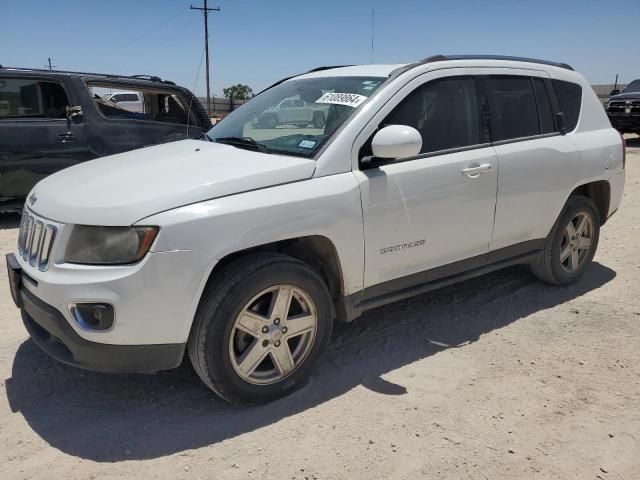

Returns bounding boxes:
[213,136,270,153]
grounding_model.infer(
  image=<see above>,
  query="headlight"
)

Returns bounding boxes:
[64,226,159,265]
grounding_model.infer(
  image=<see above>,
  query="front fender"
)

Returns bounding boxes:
[141,173,365,296]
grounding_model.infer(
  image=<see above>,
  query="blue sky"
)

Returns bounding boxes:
[2,0,639,96]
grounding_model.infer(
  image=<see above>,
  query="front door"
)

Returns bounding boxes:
[356,74,498,293]
[0,76,90,204]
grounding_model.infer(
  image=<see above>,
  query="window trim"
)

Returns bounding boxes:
[362,141,495,169]
[0,76,72,122]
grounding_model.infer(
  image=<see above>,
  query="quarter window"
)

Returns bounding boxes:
[486,76,539,141]
[383,77,480,154]
[552,79,582,132]
[0,78,69,119]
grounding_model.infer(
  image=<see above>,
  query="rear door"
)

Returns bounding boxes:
[0,75,90,202]
[83,81,205,156]
[485,73,581,252]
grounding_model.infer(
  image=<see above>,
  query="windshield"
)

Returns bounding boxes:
[206,76,385,158]
[622,80,640,94]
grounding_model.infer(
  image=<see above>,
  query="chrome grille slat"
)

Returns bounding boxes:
[17,210,57,271]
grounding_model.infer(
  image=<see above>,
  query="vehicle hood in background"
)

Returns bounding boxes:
[609,92,640,102]
[29,140,316,225]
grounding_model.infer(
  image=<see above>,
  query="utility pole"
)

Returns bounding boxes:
[190,1,220,117]
[44,57,56,70]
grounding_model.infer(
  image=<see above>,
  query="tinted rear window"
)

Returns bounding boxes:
[552,80,581,132]
[486,76,539,141]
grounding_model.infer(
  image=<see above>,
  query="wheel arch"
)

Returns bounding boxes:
[569,180,611,225]
[200,235,346,320]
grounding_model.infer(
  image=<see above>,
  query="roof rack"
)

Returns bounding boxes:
[391,54,574,78]
[0,65,176,83]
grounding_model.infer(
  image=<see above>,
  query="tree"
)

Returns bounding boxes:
[223,84,253,101]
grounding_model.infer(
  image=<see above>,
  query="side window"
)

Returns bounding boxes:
[280,99,294,108]
[89,84,190,125]
[383,77,480,154]
[0,78,69,119]
[552,79,582,132]
[486,76,539,141]
[293,99,304,107]
[532,78,555,134]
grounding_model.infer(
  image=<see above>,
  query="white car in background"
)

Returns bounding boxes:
[103,91,144,113]
[7,55,625,406]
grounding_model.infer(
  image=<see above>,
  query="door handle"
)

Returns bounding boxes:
[57,132,77,143]
[461,163,492,177]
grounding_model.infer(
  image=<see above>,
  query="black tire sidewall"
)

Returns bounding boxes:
[549,197,600,285]
[197,260,332,405]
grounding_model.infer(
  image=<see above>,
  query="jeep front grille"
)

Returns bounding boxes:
[17,210,57,271]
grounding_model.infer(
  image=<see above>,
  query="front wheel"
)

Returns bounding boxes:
[188,253,333,405]
[531,195,600,285]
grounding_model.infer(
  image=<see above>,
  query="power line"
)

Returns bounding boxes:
[190,1,220,117]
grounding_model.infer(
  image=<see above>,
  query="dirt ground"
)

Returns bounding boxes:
[1,138,639,480]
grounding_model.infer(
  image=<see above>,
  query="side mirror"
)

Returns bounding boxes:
[610,89,620,96]
[366,125,422,164]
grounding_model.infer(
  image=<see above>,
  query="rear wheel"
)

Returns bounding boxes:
[188,253,333,405]
[531,195,600,285]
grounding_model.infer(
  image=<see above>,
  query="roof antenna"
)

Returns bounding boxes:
[371,9,375,64]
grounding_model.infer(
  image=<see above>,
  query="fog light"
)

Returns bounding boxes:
[69,303,115,331]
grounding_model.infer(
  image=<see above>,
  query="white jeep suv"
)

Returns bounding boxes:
[6,55,625,405]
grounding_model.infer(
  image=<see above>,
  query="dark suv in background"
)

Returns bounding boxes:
[606,79,640,135]
[0,66,211,212]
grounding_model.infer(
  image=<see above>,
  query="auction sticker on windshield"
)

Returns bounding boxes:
[316,92,368,108]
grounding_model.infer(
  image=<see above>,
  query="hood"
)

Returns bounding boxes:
[29,140,316,225]
[609,92,640,102]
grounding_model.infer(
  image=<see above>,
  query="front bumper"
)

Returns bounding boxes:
[8,253,185,373]
[607,113,640,132]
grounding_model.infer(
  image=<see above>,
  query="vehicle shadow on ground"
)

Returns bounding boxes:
[625,136,640,149]
[0,213,21,230]
[5,262,615,461]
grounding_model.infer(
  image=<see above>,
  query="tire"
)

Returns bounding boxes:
[264,114,278,129]
[188,253,333,406]
[312,111,326,128]
[531,195,600,286]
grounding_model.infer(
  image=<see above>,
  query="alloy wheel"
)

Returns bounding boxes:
[560,211,594,272]
[229,285,317,385]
